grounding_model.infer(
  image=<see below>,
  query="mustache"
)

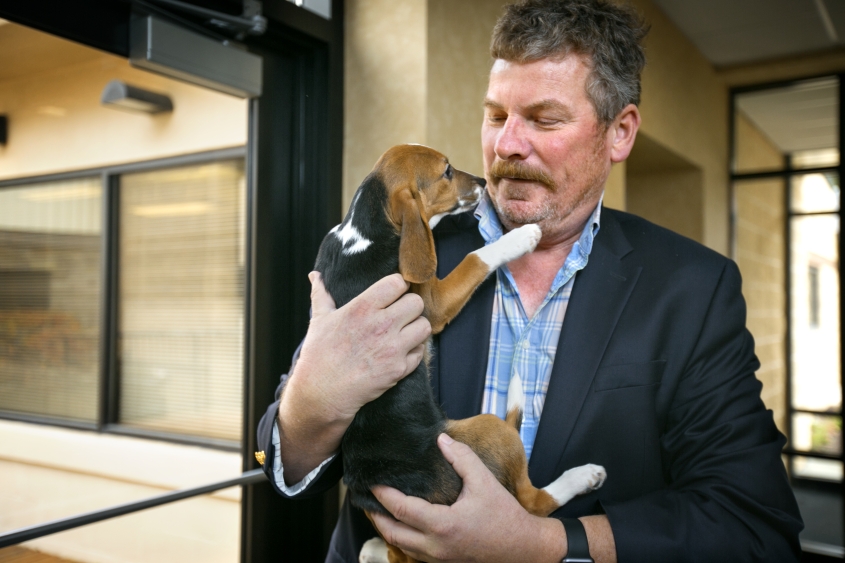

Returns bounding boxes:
[489,160,555,190]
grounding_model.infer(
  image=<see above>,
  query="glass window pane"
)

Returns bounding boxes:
[118,161,245,442]
[792,148,840,170]
[790,214,841,413]
[0,178,102,422]
[792,412,842,456]
[734,77,838,174]
[793,455,844,482]
[791,172,840,213]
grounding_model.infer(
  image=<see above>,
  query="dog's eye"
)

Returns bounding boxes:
[444,165,453,180]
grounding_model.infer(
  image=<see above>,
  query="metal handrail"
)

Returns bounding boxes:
[0,469,267,548]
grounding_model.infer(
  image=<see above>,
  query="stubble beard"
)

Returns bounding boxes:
[489,138,609,233]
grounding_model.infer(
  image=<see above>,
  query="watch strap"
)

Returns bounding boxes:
[561,518,594,563]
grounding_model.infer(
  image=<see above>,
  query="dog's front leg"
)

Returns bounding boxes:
[417,224,541,333]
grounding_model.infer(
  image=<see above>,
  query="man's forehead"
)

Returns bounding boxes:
[486,56,592,104]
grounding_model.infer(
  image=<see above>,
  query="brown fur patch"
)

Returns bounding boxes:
[446,415,561,517]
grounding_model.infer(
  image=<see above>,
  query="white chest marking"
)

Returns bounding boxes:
[332,209,373,255]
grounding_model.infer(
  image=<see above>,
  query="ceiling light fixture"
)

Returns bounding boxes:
[101,80,173,114]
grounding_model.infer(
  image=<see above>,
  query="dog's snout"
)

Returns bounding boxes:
[475,176,487,188]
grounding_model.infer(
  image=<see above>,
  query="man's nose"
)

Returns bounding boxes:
[494,116,531,160]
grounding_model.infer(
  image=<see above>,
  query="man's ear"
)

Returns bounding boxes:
[609,103,641,163]
[394,189,437,284]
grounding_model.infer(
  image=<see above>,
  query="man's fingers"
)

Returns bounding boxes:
[437,434,490,484]
[357,273,412,310]
[308,272,337,317]
[398,314,432,372]
[404,342,427,377]
[369,511,428,560]
[372,485,445,532]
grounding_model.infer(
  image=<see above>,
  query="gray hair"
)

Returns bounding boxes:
[491,0,649,127]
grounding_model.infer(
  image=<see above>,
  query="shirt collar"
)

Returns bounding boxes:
[474,191,603,257]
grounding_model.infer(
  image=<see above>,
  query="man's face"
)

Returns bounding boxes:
[482,55,612,240]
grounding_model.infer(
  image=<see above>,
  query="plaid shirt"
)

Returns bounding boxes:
[475,194,601,460]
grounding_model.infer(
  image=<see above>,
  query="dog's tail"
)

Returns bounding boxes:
[505,374,524,432]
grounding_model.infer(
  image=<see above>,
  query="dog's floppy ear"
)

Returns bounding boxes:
[393,188,436,283]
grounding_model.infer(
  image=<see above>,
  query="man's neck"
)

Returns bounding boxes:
[508,241,574,318]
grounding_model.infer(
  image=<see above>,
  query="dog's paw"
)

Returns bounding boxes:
[573,463,607,493]
[542,463,607,507]
[359,537,389,563]
[473,224,542,269]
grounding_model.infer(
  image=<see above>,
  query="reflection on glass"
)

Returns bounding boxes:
[791,173,840,213]
[0,178,102,422]
[790,214,841,413]
[119,161,245,442]
[793,148,840,169]
[792,412,842,455]
[793,455,844,482]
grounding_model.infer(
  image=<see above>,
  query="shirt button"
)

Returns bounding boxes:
[522,340,529,349]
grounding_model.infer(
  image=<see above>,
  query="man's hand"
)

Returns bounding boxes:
[278,272,431,483]
[370,434,567,563]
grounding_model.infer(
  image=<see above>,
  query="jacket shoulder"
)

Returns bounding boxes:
[604,207,732,271]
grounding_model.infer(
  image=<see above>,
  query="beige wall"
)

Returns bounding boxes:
[344,0,510,208]
[426,0,508,176]
[628,0,729,254]
[626,132,704,243]
[0,28,247,181]
[733,112,788,434]
[628,167,704,242]
[344,0,428,200]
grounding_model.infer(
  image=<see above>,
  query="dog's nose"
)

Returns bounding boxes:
[475,176,487,188]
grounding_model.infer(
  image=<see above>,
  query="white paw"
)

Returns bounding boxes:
[473,224,542,269]
[359,537,389,563]
[542,464,606,507]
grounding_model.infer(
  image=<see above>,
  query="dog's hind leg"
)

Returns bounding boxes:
[359,537,389,563]
[514,463,607,517]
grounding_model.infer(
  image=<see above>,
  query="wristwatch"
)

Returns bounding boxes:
[561,518,594,563]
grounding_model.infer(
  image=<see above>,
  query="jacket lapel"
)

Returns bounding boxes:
[432,213,493,420]
[528,208,641,486]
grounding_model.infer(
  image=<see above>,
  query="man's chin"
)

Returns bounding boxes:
[495,201,552,229]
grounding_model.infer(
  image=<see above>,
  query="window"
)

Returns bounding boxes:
[732,74,843,552]
[0,177,102,423]
[0,153,246,447]
[118,161,245,441]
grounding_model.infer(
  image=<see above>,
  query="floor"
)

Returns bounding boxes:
[0,547,79,563]
[794,483,844,551]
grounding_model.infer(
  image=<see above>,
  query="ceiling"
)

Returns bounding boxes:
[651,0,845,67]
[736,77,838,154]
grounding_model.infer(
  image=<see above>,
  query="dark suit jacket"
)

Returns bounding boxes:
[258,207,803,563]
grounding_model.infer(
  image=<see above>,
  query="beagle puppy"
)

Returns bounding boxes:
[314,145,605,563]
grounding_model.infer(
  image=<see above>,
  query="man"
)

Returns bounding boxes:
[258,1,803,561]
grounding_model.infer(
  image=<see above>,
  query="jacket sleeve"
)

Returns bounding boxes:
[602,261,803,562]
[256,342,344,498]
